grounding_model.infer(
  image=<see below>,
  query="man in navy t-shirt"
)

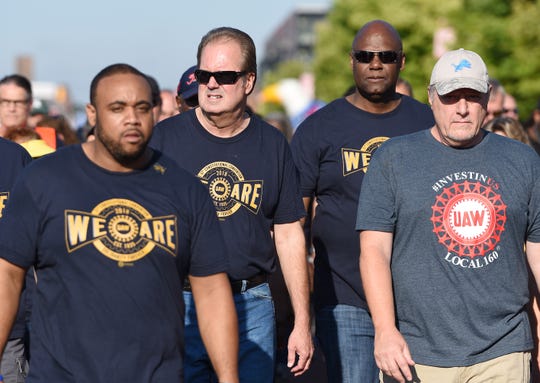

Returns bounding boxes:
[0,64,239,383]
[0,137,31,383]
[0,74,35,383]
[151,27,313,383]
[291,20,434,383]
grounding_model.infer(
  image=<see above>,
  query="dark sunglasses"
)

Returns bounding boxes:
[194,69,247,85]
[352,50,401,64]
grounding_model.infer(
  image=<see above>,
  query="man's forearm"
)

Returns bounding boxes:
[274,221,311,327]
[190,273,239,383]
[360,231,416,382]
[527,241,540,292]
[274,221,314,375]
[360,231,396,331]
[0,259,26,358]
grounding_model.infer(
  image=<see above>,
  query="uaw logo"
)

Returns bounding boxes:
[341,136,388,176]
[0,192,9,219]
[431,175,506,269]
[197,161,263,219]
[65,199,177,266]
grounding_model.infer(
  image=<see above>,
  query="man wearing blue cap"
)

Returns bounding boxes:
[357,48,540,382]
[176,65,199,113]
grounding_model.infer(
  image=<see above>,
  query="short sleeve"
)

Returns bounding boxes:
[355,145,397,233]
[290,117,319,198]
[0,175,40,269]
[184,177,229,277]
[527,157,540,242]
[273,140,306,224]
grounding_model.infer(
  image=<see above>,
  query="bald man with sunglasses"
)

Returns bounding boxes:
[290,19,434,383]
[151,27,313,383]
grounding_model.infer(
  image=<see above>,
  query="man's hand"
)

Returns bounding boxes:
[286,324,314,376]
[274,220,313,376]
[375,327,415,383]
[0,258,26,362]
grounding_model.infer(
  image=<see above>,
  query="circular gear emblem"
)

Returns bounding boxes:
[360,136,389,173]
[91,199,155,262]
[198,162,244,218]
[209,177,232,202]
[431,181,506,258]
[445,195,493,244]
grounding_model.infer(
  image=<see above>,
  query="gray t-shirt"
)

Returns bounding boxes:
[356,129,540,367]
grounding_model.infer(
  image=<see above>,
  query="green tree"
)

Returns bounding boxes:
[313,0,540,117]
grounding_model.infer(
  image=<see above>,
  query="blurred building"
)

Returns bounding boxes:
[261,5,329,73]
[16,55,34,80]
[31,81,72,116]
[14,55,74,120]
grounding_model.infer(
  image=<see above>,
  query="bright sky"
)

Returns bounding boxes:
[2,0,331,106]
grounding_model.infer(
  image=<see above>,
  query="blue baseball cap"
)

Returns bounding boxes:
[177,65,198,99]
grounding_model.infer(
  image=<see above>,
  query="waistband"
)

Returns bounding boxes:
[183,272,268,294]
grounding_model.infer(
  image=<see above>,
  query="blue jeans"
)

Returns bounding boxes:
[183,283,276,383]
[316,304,378,383]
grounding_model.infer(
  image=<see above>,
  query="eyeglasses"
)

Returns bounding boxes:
[0,98,30,108]
[487,110,503,118]
[352,50,402,64]
[194,69,247,85]
[503,108,518,114]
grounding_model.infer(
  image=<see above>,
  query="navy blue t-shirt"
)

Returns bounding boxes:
[0,145,227,382]
[0,137,32,339]
[291,96,434,309]
[151,110,305,280]
[0,137,31,197]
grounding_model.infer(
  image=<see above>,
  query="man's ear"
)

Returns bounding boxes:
[400,53,406,71]
[244,72,256,96]
[427,87,434,107]
[86,103,97,127]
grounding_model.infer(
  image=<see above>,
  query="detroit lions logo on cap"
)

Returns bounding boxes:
[452,59,472,72]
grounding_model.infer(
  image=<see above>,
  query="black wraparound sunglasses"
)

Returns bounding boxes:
[352,50,402,64]
[194,69,247,85]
